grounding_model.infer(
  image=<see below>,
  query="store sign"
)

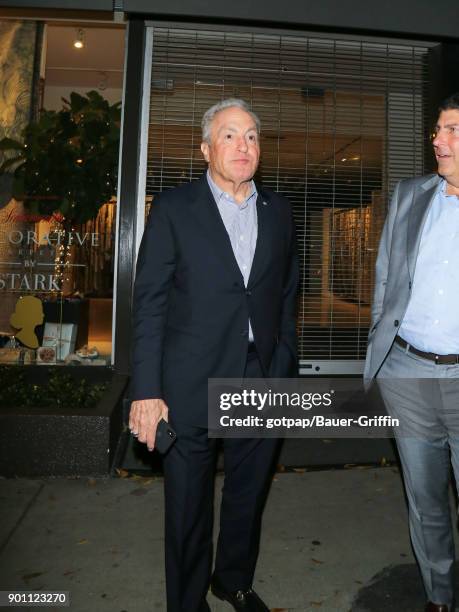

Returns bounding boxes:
[0,230,99,246]
[0,207,100,293]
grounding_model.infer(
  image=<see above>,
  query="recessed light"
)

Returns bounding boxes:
[74,29,85,49]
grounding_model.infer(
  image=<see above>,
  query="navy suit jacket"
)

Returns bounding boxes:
[130,174,299,426]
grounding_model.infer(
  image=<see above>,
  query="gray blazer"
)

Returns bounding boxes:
[364,173,442,380]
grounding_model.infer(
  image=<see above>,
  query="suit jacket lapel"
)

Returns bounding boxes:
[247,191,272,288]
[189,175,244,283]
[406,174,441,280]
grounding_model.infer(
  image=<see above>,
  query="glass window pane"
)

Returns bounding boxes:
[143,26,430,366]
[0,21,124,366]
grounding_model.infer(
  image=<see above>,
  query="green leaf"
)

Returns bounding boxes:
[0,156,24,173]
[59,197,71,215]
[69,91,88,112]
[6,91,120,222]
[0,137,23,151]
[12,175,25,199]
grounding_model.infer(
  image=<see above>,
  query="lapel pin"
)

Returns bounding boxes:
[262,201,268,206]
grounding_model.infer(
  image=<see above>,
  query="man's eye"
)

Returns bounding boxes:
[248,134,256,142]
[224,133,233,140]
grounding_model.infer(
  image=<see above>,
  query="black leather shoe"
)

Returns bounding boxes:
[210,576,269,611]
[425,602,449,612]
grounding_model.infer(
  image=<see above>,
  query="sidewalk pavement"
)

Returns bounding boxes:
[1,466,458,612]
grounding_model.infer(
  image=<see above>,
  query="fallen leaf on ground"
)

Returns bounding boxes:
[311,558,324,564]
[77,539,89,545]
[22,572,43,581]
[115,468,130,478]
[130,488,148,496]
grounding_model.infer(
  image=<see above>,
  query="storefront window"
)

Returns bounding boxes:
[0,20,125,366]
[143,26,430,370]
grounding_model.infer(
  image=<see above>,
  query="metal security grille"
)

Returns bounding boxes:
[144,25,431,372]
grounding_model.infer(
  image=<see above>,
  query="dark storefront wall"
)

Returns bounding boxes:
[123,0,459,41]
[5,0,458,37]
[0,1,113,9]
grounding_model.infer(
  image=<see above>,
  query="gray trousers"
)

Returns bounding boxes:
[377,340,459,608]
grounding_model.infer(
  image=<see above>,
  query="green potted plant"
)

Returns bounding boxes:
[0,90,121,223]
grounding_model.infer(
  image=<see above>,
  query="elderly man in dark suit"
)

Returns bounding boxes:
[129,98,298,612]
[365,93,459,612]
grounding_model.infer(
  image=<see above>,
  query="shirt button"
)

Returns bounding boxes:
[240,235,244,241]
[443,260,449,264]
[438,289,444,295]
[242,265,247,270]
[434,319,439,325]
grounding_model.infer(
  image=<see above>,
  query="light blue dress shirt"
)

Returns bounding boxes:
[207,171,258,342]
[399,179,459,353]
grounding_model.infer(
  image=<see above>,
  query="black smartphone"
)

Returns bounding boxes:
[154,418,177,454]
[123,398,177,455]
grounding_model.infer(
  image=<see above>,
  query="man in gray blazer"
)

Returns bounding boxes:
[365,92,459,612]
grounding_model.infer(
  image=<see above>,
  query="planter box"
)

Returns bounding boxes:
[0,366,128,477]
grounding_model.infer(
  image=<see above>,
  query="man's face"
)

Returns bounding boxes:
[201,106,260,188]
[432,109,459,186]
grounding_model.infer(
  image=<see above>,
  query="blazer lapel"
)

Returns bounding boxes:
[406,174,441,280]
[247,191,273,288]
[189,175,244,283]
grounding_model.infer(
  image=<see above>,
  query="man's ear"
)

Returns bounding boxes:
[201,141,210,162]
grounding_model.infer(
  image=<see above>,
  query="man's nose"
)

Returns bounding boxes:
[236,136,248,151]
[432,128,446,147]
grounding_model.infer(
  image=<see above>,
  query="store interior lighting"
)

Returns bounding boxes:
[73,29,85,49]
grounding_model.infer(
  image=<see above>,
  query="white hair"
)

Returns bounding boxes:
[201,98,261,143]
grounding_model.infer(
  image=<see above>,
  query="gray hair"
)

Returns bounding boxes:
[201,98,261,143]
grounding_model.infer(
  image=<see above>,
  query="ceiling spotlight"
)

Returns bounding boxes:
[73,29,85,49]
